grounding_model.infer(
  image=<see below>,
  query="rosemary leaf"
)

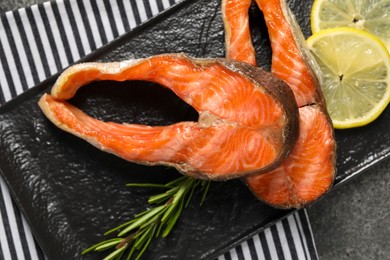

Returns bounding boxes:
[164,176,188,187]
[155,220,164,238]
[138,208,165,233]
[82,238,123,254]
[162,198,184,237]
[126,183,171,189]
[95,239,123,252]
[148,191,174,205]
[126,245,137,260]
[160,201,177,224]
[135,224,156,260]
[133,225,154,250]
[132,227,149,240]
[115,247,126,260]
[185,180,197,208]
[118,205,167,237]
[134,209,152,218]
[82,175,212,260]
[102,245,128,260]
[172,179,192,205]
[104,219,137,236]
[200,181,211,206]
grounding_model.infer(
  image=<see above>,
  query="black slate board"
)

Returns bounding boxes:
[0,0,389,259]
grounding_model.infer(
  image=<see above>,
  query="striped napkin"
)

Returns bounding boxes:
[0,0,319,259]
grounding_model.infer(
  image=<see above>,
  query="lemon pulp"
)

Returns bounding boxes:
[310,0,390,51]
[307,27,390,128]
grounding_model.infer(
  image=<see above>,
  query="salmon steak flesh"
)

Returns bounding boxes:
[39,53,299,181]
[223,0,336,208]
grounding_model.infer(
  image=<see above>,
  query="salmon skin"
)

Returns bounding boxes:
[254,0,322,107]
[39,53,299,181]
[223,0,336,208]
[246,106,335,208]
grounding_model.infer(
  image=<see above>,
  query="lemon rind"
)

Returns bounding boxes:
[307,27,390,129]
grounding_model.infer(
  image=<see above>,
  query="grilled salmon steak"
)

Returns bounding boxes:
[39,54,299,180]
[223,0,336,208]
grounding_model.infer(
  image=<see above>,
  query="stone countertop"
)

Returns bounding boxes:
[0,0,43,13]
[1,0,389,259]
[308,158,389,260]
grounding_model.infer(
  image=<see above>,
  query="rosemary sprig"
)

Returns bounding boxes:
[82,176,211,260]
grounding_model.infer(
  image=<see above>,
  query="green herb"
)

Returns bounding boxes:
[82,176,211,260]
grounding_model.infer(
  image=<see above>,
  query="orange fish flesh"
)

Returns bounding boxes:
[254,0,320,107]
[222,0,256,66]
[246,106,335,208]
[39,54,299,180]
[249,0,336,208]
[223,0,336,208]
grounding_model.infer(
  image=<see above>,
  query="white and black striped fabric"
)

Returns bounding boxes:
[0,1,319,259]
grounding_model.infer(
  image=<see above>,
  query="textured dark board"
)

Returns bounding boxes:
[0,0,389,259]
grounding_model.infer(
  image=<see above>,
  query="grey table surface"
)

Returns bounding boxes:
[1,0,389,260]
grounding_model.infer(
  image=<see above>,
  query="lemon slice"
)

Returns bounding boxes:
[307,27,390,129]
[310,0,390,51]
